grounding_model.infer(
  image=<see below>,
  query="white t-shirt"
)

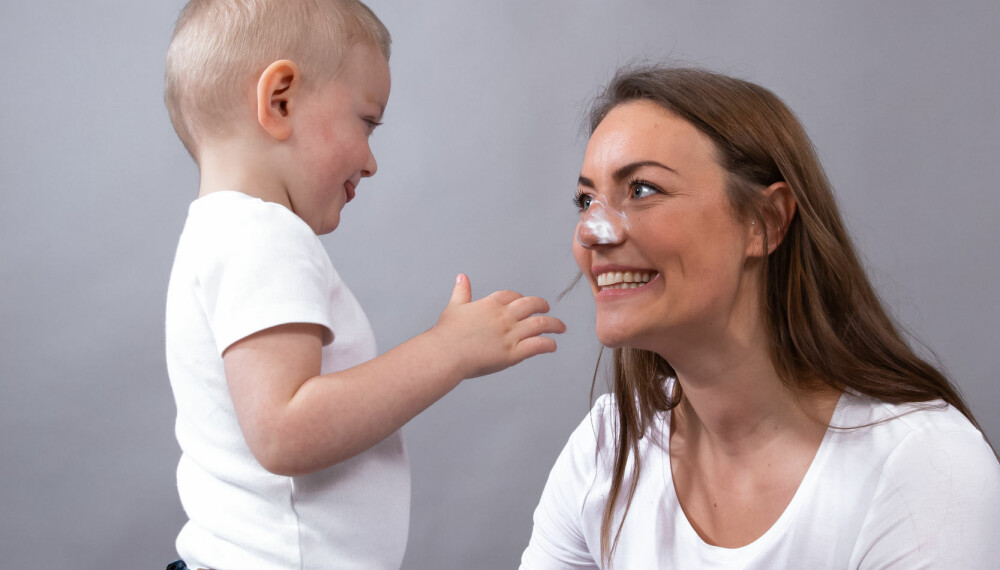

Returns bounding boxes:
[165,191,409,570]
[521,390,1000,569]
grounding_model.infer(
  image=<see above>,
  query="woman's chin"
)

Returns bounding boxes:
[595,325,635,349]
[596,323,665,354]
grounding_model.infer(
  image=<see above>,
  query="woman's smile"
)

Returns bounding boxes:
[593,268,661,297]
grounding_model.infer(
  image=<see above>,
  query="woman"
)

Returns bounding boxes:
[520,66,1000,569]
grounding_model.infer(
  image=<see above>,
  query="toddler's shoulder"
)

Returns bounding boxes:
[184,191,320,259]
[190,191,311,235]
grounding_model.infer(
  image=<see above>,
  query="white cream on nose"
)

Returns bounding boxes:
[576,196,629,248]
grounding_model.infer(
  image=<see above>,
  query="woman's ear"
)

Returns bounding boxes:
[750,181,797,256]
[256,59,300,141]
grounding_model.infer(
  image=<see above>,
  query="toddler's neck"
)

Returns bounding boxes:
[196,137,288,207]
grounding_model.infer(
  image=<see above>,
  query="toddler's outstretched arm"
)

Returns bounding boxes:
[223,274,565,476]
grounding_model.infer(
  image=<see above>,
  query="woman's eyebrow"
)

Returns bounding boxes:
[578,161,677,189]
[613,160,677,182]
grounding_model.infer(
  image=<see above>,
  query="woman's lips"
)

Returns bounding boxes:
[593,270,661,298]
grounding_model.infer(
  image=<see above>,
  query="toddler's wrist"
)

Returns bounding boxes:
[417,326,471,384]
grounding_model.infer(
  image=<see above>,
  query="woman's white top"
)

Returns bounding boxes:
[521,391,1000,569]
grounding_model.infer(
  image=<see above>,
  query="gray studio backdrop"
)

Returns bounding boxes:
[2,1,997,567]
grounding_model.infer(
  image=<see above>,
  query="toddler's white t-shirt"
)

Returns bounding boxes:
[166,191,409,569]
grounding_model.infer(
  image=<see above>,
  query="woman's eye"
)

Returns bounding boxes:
[573,193,593,211]
[632,182,658,199]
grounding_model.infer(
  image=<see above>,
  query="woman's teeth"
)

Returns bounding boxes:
[596,271,655,290]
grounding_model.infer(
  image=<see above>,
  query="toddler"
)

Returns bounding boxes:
[162,1,565,568]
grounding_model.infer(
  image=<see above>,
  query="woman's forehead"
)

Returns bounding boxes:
[584,101,718,176]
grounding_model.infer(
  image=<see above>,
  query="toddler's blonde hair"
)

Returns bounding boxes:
[164,0,390,159]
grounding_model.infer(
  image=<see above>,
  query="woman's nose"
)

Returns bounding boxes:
[576,200,628,249]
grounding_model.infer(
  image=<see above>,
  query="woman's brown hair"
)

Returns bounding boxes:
[586,65,990,565]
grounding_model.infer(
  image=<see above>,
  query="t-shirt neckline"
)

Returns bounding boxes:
[660,391,847,560]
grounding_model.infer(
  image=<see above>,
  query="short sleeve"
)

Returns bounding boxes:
[194,196,336,354]
[520,397,613,570]
[852,421,1000,569]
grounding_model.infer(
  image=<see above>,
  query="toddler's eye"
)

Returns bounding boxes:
[363,118,382,134]
[573,192,593,211]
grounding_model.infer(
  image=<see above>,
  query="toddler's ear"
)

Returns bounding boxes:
[256,59,300,141]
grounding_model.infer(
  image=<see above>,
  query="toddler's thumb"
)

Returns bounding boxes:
[448,273,472,306]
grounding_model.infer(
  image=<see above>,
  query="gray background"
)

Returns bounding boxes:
[1,1,997,567]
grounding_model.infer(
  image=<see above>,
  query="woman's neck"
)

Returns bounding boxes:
[662,335,839,459]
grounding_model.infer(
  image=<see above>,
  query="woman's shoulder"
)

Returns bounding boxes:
[568,393,671,462]
[839,392,988,443]
[567,393,618,456]
[555,394,624,474]
[832,394,1000,564]
[587,393,618,427]
[835,391,998,484]
[578,392,655,435]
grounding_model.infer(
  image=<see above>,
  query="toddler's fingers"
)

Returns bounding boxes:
[507,295,551,321]
[513,315,566,340]
[448,273,472,306]
[514,336,559,360]
[485,290,523,305]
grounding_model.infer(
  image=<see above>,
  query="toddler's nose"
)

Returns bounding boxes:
[362,149,378,178]
[575,199,628,249]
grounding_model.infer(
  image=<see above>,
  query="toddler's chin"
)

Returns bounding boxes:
[317,215,341,235]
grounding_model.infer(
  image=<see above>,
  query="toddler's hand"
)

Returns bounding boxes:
[432,274,566,380]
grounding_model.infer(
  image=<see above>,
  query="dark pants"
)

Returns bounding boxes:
[166,561,187,570]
